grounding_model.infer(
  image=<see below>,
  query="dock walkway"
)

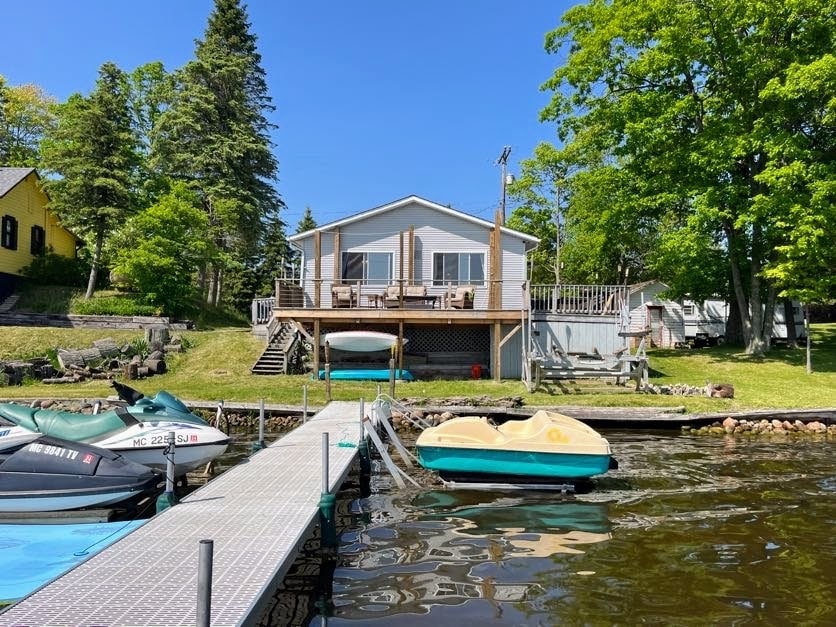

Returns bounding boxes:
[0,401,364,627]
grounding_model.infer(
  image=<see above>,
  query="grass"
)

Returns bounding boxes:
[0,325,834,412]
[12,284,250,328]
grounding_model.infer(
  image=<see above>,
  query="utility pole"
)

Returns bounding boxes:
[497,145,511,224]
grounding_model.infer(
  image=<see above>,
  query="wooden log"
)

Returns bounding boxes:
[42,377,78,384]
[144,359,167,374]
[124,362,138,380]
[93,338,120,358]
[80,347,103,364]
[145,325,170,348]
[57,349,85,369]
[136,366,150,378]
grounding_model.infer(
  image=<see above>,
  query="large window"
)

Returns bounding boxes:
[341,252,392,285]
[432,252,484,286]
[1,215,18,250]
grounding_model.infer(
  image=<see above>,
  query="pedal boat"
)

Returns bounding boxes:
[415,410,614,480]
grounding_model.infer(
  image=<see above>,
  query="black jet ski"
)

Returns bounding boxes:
[0,436,162,512]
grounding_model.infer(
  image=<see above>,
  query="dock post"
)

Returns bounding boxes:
[251,398,266,453]
[388,358,395,397]
[358,398,371,475]
[319,432,337,548]
[303,385,308,423]
[196,539,214,627]
[156,431,178,513]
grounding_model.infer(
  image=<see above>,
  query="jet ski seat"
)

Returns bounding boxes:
[31,408,135,442]
[0,404,40,432]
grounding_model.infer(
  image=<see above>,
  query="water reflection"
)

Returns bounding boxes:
[322,430,836,626]
[333,490,612,620]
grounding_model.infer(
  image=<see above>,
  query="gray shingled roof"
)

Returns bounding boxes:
[0,167,36,198]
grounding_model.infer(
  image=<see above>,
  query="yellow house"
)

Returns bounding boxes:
[0,167,79,299]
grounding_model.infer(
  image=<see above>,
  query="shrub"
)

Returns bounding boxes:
[20,249,90,287]
[69,294,159,316]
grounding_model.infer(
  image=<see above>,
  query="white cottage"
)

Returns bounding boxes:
[270,195,539,380]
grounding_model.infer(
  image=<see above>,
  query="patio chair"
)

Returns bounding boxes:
[445,285,475,309]
[331,285,355,308]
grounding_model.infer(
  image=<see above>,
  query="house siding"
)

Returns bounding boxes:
[0,171,76,277]
[627,282,685,348]
[296,199,530,309]
[531,313,625,357]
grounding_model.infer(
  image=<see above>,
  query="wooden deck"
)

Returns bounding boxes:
[0,401,363,627]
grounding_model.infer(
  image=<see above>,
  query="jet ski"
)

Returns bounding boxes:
[0,435,162,512]
[0,382,230,476]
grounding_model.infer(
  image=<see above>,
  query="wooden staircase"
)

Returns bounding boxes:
[251,322,295,375]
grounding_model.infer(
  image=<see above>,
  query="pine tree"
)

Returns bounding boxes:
[151,0,283,305]
[41,62,138,298]
[296,206,317,233]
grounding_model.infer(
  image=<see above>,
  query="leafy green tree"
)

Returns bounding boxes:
[0,76,56,166]
[0,76,9,161]
[109,184,215,315]
[41,62,139,299]
[151,0,283,306]
[529,0,835,355]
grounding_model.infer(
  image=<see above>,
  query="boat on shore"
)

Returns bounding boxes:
[415,410,615,481]
[321,331,407,352]
[0,383,229,476]
[0,436,161,513]
[317,368,415,381]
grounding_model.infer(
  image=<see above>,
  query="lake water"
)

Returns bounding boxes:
[263,429,836,626]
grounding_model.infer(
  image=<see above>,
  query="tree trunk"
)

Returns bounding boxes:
[725,223,754,349]
[215,268,224,305]
[783,299,798,348]
[85,230,105,299]
[725,296,744,346]
[206,266,217,305]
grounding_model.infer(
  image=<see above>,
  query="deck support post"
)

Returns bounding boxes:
[319,432,337,548]
[303,385,308,423]
[251,399,266,453]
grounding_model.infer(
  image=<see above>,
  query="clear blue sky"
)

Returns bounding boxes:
[0,1,571,231]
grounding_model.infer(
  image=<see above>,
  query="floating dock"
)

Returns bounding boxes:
[0,401,363,627]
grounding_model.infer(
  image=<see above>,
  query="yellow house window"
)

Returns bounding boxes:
[1,215,18,250]
[30,225,45,255]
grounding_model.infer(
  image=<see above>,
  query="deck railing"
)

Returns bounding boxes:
[253,281,628,320]
[529,284,627,315]
[251,297,275,325]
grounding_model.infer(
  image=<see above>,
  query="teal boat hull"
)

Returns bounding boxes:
[416,444,612,479]
[316,368,414,381]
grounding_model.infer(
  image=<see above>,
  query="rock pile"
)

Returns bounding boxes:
[684,417,836,437]
[644,382,735,397]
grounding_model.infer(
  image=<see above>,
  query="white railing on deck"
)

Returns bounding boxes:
[251,297,275,325]
[530,284,627,315]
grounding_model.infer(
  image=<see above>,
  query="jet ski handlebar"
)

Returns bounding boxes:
[111,381,145,406]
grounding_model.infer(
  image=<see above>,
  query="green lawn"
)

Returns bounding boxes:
[0,324,834,412]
